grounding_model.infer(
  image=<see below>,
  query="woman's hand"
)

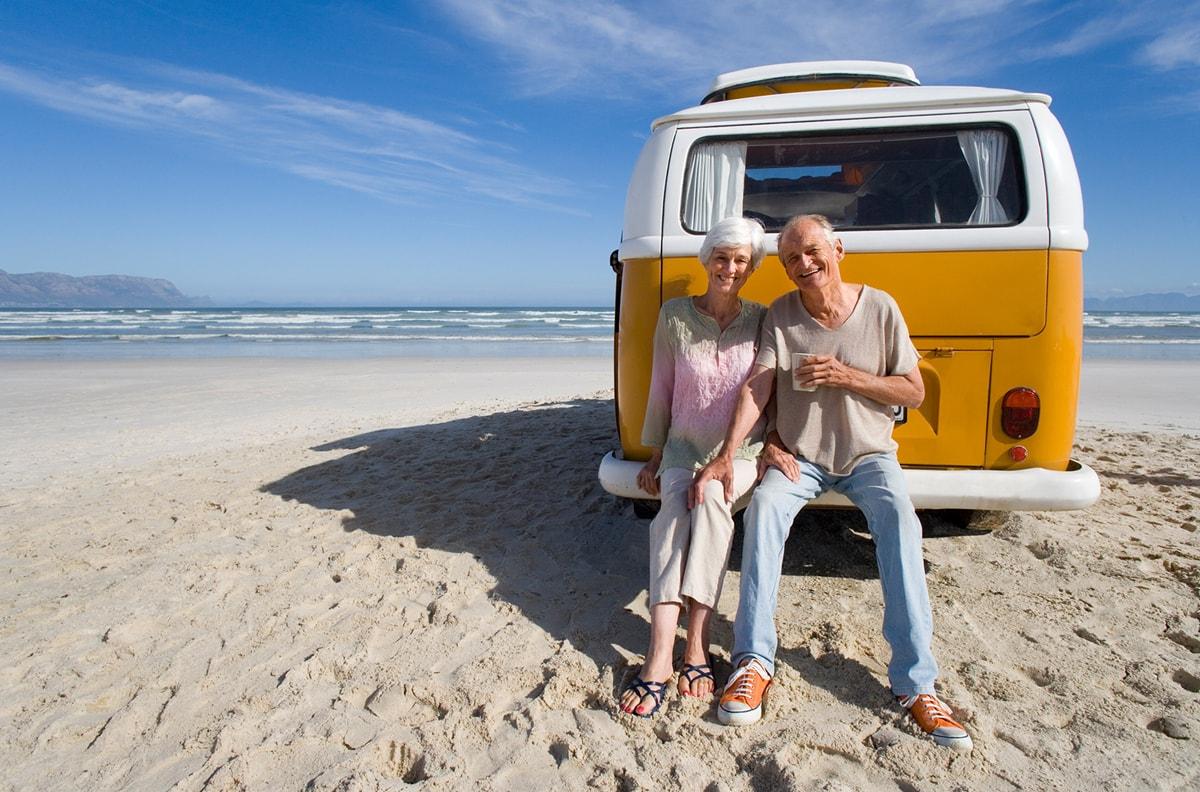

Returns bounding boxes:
[690,454,733,507]
[636,450,662,496]
[758,430,799,482]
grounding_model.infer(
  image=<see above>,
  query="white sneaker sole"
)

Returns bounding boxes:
[718,703,762,726]
[931,732,973,751]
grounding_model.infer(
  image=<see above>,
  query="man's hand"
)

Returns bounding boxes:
[636,451,662,496]
[796,354,925,408]
[795,354,855,390]
[758,431,799,482]
[690,454,734,508]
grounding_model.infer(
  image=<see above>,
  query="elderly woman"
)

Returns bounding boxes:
[619,216,768,718]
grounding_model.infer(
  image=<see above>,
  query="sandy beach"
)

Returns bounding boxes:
[1,356,1197,791]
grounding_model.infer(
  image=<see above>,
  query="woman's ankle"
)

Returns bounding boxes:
[680,644,710,667]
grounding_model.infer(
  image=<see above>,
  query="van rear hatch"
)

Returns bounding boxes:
[851,248,1045,467]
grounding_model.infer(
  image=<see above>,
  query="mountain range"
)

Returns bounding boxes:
[1084,292,1200,312]
[0,270,208,308]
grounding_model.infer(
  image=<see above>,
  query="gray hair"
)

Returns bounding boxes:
[699,216,767,272]
[779,214,837,248]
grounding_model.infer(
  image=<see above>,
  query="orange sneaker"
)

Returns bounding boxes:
[718,658,772,725]
[897,693,973,751]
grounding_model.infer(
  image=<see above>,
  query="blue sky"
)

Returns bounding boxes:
[0,1,1197,306]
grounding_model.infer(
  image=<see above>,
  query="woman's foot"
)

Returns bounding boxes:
[621,601,682,716]
[678,661,715,698]
[677,654,715,698]
[679,600,716,698]
[619,665,672,717]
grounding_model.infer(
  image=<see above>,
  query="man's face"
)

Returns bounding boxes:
[778,221,844,292]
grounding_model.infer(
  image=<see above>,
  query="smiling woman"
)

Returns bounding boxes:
[618,215,767,718]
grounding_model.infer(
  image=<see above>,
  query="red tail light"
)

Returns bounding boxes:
[1001,387,1040,439]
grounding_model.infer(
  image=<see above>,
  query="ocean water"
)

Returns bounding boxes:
[0,307,614,359]
[0,308,1195,360]
[1082,311,1200,360]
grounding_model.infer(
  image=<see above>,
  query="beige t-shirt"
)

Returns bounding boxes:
[755,286,919,475]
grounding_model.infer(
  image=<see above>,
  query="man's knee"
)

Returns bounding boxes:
[746,484,782,517]
[861,489,921,543]
[867,486,906,515]
[744,486,795,538]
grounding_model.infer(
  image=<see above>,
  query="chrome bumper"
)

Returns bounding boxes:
[597,451,1100,511]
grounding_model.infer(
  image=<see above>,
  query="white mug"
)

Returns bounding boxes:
[792,352,818,392]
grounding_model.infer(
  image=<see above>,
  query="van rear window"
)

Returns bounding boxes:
[682,126,1025,233]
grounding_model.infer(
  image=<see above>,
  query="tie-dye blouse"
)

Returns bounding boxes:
[641,296,767,472]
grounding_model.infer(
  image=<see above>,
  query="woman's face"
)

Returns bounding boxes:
[704,244,754,296]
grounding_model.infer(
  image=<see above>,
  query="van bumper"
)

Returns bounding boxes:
[597,452,1100,511]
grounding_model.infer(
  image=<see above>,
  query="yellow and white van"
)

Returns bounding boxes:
[598,61,1100,511]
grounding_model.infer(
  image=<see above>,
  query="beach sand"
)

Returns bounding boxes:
[1,356,1197,791]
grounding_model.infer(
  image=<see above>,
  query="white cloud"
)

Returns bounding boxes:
[86,82,226,118]
[432,0,1200,98]
[435,0,701,95]
[1142,22,1200,69]
[1039,1,1200,70]
[0,62,227,125]
[1038,13,1138,59]
[0,58,574,210]
[432,0,1054,95]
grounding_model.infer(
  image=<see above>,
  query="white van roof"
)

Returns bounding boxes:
[703,60,918,103]
[655,85,1052,130]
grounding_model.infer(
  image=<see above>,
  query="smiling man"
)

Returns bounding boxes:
[691,214,972,751]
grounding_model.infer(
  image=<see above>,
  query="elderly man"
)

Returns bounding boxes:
[691,214,971,750]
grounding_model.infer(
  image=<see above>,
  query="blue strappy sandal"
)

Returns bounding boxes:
[620,676,668,718]
[678,663,715,697]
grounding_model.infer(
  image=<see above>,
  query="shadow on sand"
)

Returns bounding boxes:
[263,398,651,670]
[262,396,950,699]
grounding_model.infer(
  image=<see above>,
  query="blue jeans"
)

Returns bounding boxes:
[732,453,938,696]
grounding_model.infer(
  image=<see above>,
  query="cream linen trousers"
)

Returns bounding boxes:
[648,459,758,608]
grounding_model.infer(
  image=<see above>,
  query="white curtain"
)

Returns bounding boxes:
[682,141,747,232]
[957,129,1009,224]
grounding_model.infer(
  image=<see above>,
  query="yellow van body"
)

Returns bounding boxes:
[599,62,1100,510]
